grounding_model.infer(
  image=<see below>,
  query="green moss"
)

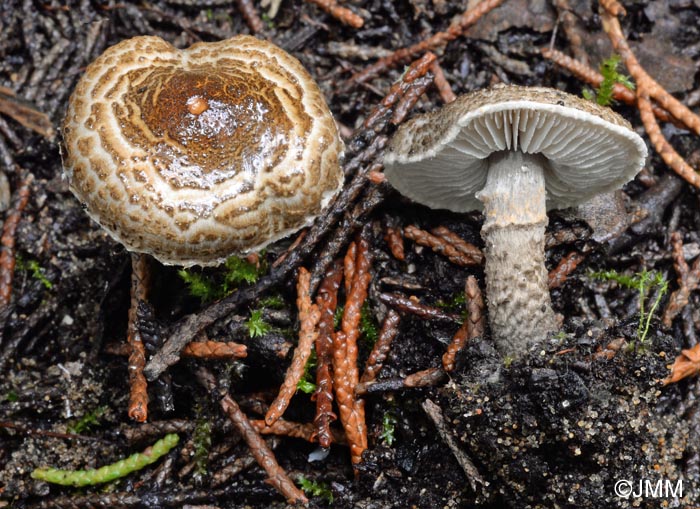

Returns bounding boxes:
[297,350,317,394]
[380,411,398,446]
[583,54,635,106]
[179,255,266,303]
[67,406,107,434]
[16,255,52,290]
[360,302,379,345]
[193,416,212,477]
[246,309,271,338]
[298,476,334,504]
[589,268,668,343]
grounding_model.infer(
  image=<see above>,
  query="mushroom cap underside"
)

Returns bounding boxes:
[62,35,343,266]
[383,85,648,213]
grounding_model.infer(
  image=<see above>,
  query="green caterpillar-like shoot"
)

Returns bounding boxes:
[31,434,179,487]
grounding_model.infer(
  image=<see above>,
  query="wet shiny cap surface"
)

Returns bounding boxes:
[62,35,343,266]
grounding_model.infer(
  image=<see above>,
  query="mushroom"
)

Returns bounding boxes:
[62,35,343,267]
[383,85,647,358]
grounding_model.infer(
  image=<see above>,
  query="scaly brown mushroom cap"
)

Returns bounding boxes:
[62,35,343,266]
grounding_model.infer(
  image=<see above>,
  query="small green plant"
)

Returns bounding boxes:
[258,294,285,309]
[245,309,271,338]
[298,476,334,504]
[67,406,107,434]
[193,417,212,478]
[16,256,53,290]
[589,268,669,343]
[297,350,317,394]
[582,54,635,106]
[359,302,379,345]
[379,411,397,446]
[3,390,18,402]
[31,434,179,487]
[179,255,265,303]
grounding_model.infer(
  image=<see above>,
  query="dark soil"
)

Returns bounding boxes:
[1,1,700,508]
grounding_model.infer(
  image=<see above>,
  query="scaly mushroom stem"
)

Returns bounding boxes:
[476,151,557,357]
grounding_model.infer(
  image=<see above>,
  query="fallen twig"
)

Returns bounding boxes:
[361,309,401,383]
[379,292,460,322]
[548,251,586,289]
[541,48,675,125]
[265,267,321,425]
[662,232,699,327]
[421,399,485,493]
[348,0,506,86]
[442,276,485,372]
[313,260,343,448]
[305,0,363,28]
[404,225,483,267]
[0,170,33,309]
[333,237,371,465]
[195,366,307,504]
[127,254,150,423]
[600,4,700,188]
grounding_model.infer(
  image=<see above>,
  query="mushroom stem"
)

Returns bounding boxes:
[476,151,557,357]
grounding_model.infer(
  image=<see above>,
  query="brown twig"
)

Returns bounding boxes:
[234,0,264,33]
[363,52,437,129]
[430,61,457,104]
[195,367,307,504]
[442,276,485,372]
[251,418,346,444]
[265,267,321,425]
[333,237,371,465]
[383,225,405,261]
[343,240,357,296]
[313,260,343,448]
[127,253,150,423]
[361,309,401,383]
[431,226,484,264]
[0,86,55,140]
[662,232,699,327]
[600,5,700,188]
[0,170,33,309]
[404,225,483,267]
[552,0,588,65]
[304,0,363,28]
[181,341,247,359]
[421,399,485,493]
[349,0,506,86]
[548,251,586,289]
[541,48,675,125]
[356,367,447,396]
[379,292,460,322]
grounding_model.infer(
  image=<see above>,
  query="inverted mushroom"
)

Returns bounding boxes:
[62,35,343,267]
[383,85,647,358]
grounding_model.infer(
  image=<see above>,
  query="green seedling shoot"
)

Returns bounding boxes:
[582,54,635,106]
[298,476,334,504]
[297,349,317,394]
[246,309,271,338]
[380,411,398,446]
[589,268,668,343]
[31,434,179,487]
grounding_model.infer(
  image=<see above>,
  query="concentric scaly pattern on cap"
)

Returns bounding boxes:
[62,35,343,266]
[383,84,647,212]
